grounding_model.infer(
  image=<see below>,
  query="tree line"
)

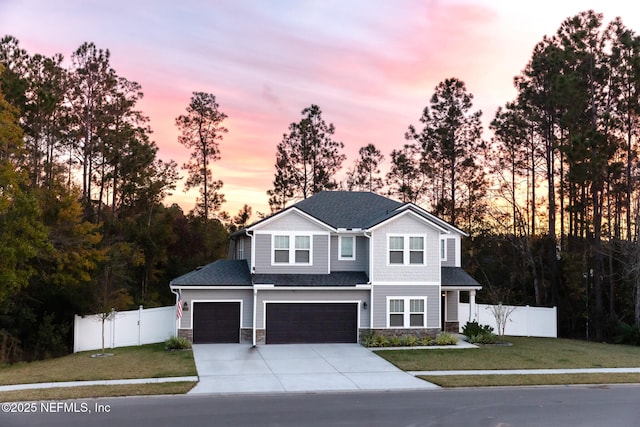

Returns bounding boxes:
[3,9,640,361]
[0,37,239,361]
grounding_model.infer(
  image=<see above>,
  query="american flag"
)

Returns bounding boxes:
[176,291,183,319]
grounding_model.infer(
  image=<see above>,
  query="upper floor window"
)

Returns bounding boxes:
[388,235,425,265]
[440,239,447,261]
[273,234,311,264]
[295,236,311,263]
[339,236,355,260]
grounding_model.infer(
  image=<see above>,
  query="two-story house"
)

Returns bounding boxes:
[169,191,482,344]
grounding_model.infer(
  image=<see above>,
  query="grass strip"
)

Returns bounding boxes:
[419,373,640,388]
[0,381,197,402]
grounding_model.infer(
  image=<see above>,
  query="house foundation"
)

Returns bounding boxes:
[177,328,193,342]
[361,328,440,341]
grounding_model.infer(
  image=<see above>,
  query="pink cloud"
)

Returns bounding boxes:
[4,0,640,217]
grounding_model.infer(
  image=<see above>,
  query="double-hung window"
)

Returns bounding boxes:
[440,239,447,261]
[339,236,355,260]
[388,297,427,328]
[389,236,405,264]
[274,235,290,263]
[294,236,311,263]
[388,235,425,265]
[409,237,424,264]
[273,234,311,264]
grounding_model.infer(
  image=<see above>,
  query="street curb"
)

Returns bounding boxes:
[0,376,199,392]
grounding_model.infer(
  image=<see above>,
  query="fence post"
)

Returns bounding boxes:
[138,305,143,346]
[73,315,78,353]
[110,308,116,349]
[526,305,530,337]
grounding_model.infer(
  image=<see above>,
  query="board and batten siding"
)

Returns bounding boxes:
[371,285,440,328]
[255,289,370,329]
[330,235,369,272]
[253,233,329,274]
[445,290,458,321]
[441,238,456,267]
[231,234,252,265]
[178,289,253,329]
[241,235,252,265]
[370,214,440,282]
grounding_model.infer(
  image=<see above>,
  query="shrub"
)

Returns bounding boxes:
[404,335,419,347]
[469,331,497,345]
[614,322,640,346]
[462,321,494,339]
[390,336,402,347]
[361,332,376,347]
[165,336,192,350]
[373,334,390,348]
[434,332,458,346]
[421,336,432,346]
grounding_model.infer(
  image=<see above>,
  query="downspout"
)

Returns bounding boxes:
[170,284,180,337]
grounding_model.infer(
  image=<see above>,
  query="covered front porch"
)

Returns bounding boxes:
[441,267,483,332]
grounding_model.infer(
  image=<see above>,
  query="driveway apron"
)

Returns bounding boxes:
[189,343,438,394]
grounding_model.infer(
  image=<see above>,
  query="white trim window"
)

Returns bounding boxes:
[440,238,447,261]
[387,297,427,328]
[273,234,312,264]
[339,236,356,261]
[388,235,425,265]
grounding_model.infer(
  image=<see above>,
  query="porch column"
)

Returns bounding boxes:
[469,290,477,322]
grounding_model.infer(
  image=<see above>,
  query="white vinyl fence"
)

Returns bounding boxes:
[459,303,557,338]
[73,305,176,353]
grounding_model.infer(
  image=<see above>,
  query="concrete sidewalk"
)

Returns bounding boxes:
[410,368,640,376]
[0,376,199,392]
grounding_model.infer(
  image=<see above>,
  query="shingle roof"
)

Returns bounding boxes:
[253,271,369,287]
[441,267,483,288]
[292,191,402,229]
[171,260,252,286]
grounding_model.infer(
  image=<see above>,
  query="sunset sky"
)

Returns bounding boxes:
[2,0,640,218]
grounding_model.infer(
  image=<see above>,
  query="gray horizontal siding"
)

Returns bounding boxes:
[371,285,440,329]
[371,214,440,282]
[254,234,329,274]
[260,210,328,232]
[179,289,253,329]
[256,289,370,329]
[330,235,369,273]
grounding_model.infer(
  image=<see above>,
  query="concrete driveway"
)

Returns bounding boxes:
[189,343,438,394]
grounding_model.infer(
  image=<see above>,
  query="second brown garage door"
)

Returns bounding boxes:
[266,302,358,344]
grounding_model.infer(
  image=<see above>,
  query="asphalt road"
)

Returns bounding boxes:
[2,385,640,427]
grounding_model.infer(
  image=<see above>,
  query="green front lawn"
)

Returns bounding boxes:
[0,343,197,386]
[376,337,640,371]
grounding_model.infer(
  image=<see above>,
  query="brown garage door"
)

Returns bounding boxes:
[193,302,240,343]
[266,303,358,344]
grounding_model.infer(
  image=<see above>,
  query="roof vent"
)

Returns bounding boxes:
[195,266,204,271]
